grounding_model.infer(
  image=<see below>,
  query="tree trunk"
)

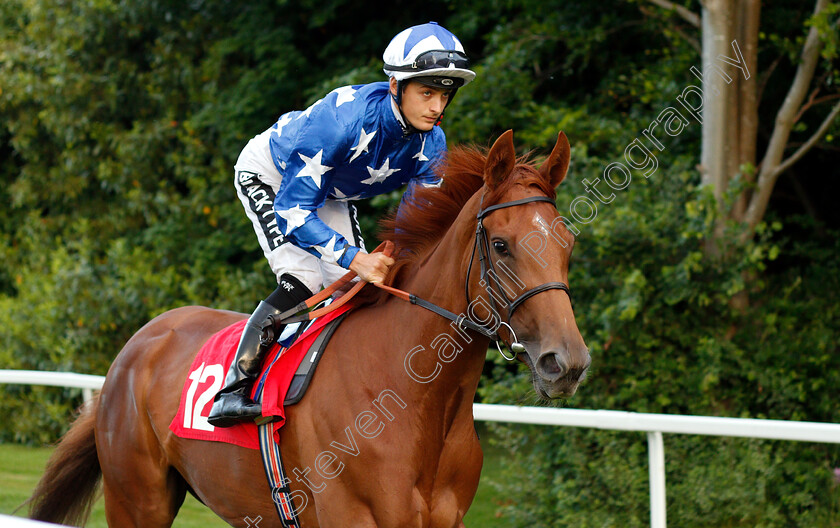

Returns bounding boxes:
[699,0,757,254]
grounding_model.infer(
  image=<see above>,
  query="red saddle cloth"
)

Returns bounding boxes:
[168,303,353,450]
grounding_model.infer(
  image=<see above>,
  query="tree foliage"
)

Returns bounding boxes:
[1,0,838,524]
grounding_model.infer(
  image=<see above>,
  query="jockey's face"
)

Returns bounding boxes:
[390,78,451,132]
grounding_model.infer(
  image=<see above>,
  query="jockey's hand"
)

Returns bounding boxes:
[349,251,395,284]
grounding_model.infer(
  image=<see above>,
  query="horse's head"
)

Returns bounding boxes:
[471,130,589,399]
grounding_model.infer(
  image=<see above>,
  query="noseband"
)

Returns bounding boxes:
[466,195,572,359]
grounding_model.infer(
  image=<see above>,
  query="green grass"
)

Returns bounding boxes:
[0,443,228,527]
[1,428,507,526]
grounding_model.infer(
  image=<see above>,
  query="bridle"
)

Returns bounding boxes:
[273,194,572,360]
[379,193,573,360]
[465,194,572,359]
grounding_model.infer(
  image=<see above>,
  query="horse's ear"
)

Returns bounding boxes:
[540,131,571,188]
[484,129,516,189]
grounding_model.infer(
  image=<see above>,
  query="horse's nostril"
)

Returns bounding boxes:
[536,353,567,382]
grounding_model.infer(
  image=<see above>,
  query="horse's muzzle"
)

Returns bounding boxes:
[534,349,591,398]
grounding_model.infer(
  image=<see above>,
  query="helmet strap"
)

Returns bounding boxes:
[392,80,420,136]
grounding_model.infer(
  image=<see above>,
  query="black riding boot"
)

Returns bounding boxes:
[206,300,280,427]
[207,275,312,427]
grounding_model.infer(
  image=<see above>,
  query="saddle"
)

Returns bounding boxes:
[254,308,350,408]
[168,301,353,450]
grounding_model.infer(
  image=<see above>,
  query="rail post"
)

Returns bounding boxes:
[647,431,667,528]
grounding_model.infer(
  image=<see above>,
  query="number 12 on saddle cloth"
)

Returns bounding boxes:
[168,302,355,449]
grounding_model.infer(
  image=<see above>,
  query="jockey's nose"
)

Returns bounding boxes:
[430,94,445,114]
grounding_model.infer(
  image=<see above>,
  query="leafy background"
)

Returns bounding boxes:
[1,0,838,525]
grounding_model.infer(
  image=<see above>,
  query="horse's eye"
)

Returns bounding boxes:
[493,240,509,255]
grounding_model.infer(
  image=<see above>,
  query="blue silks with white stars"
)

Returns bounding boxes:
[269,81,444,269]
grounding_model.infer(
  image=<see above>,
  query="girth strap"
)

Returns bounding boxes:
[258,421,301,527]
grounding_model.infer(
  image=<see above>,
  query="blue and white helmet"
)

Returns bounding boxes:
[383,22,476,88]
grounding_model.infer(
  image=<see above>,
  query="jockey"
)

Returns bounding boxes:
[208,22,476,427]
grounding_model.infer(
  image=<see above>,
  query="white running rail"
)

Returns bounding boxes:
[3,369,840,528]
[472,404,840,528]
[0,370,103,404]
[0,514,73,527]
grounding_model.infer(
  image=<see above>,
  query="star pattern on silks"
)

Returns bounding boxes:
[361,158,400,185]
[272,113,292,138]
[295,150,333,189]
[331,187,361,202]
[275,204,311,235]
[314,235,345,263]
[332,86,357,108]
[348,128,376,164]
[297,98,323,120]
[412,135,429,162]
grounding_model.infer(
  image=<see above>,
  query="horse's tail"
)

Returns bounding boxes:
[27,394,102,526]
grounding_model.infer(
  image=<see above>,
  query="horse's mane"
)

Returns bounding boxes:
[380,145,485,260]
[352,143,555,305]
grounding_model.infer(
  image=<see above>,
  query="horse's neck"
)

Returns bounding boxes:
[387,202,488,418]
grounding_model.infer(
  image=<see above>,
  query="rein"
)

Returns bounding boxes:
[272,195,571,359]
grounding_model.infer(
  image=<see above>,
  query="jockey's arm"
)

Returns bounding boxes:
[275,195,392,283]
[270,102,367,273]
[272,176,363,269]
[348,170,439,283]
[271,100,398,284]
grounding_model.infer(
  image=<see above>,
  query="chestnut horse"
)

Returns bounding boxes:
[28,130,588,527]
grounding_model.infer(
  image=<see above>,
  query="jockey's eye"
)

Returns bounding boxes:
[492,240,509,255]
